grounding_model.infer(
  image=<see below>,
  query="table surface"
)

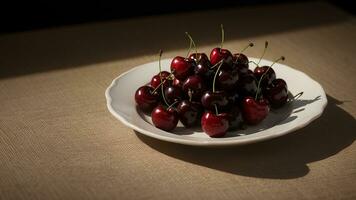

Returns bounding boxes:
[1,2,356,200]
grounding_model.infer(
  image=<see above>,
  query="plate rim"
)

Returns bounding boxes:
[105,58,328,146]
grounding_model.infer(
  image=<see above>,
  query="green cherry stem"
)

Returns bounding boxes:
[158,50,170,107]
[220,24,224,52]
[185,32,198,58]
[214,104,219,115]
[212,60,224,93]
[248,60,259,67]
[167,100,179,110]
[186,39,193,58]
[257,41,269,66]
[188,89,193,102]
[240,42,254,53]
[254,56,285,100]
[288,92,304,103]
[234,42,254,64]
[209,59,224,69]
[211,60,224,115]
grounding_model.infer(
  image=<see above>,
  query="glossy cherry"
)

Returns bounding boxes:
[164,85,185,104]
[170,56,194,80]
[254,66,276,88]
[151,105,179,131]
[263,78,288,108]
[177,100,203,127]
[210,47,233,67]
[172,78,182,87]
[237,70,258,96]
[182,75,206,100]
[150,71,172,88]
[135,85,160,113]
[201,90,229,111]
[201,111,229,137]
[241,97,269,125]
[233,53,249,66]
[217,68,239,91]
[189,53,210,64]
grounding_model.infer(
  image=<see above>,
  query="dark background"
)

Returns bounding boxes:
[0,0,354,34]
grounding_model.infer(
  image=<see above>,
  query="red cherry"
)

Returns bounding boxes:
[237,70,258,96]
[135,86,160,113]
[189,53,210,64]
[170,56,194,80]
[233,53,249,66]
[263,78,288,108]
[177,100,203,127]
[201,111,229,137]
[201,90,229,111]
[241,97,270,125]
[217,68,239,91]
[210,47,233,67]
[150,71,171,88]
[254,66,276,88]
[151,105,179,131]
[172,78,182,87]
[164,85,185,104]
[182,75,206,100]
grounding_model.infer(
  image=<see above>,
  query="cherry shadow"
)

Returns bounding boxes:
[135,95,356,179]
[0,2,352,78]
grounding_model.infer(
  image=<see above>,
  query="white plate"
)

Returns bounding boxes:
[106,58,327,146]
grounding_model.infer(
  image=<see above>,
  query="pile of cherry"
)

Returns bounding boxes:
[135,27,289,137]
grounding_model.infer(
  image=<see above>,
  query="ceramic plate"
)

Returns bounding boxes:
[105,58,327,146]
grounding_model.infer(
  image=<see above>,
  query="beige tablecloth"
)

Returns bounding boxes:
[1,2,355,199]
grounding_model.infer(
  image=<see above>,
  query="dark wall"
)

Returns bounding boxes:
[0,0,353,34]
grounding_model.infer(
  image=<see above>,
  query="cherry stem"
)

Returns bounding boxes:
[288,92,304,103]
[158,50,170,107]
[188,89,193,102]
[210,59,224,69]
[254,56,285,100]
[234,42,254,64]
[240,42,254,53]
[212,60,224,93]
[214,104,219,115]
[185,32,198,59]
[257,41,268,66]
[186,39,193,59]
[167,101,179,110]
[248,60,259,67]
[220,24,224,52]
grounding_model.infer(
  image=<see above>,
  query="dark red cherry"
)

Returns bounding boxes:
[210,48,233,67]
[192,54,213,80]
[201,111,229,137]
[263,78,288,108]
[151,105,179,131]
[201,90,229,111]
[233,53,249,66]
[150,71,171,88]
[164,85,185,104]
[172,78,182,87]
[170,56,194,80]
[177,100,203,127]
[189,53,210,64]
[217,68,239,91]
[241,97,270,125]
[237,70,258,96]
[182,75,206,100]
[254,66,276,88]
[135,86,160,113]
